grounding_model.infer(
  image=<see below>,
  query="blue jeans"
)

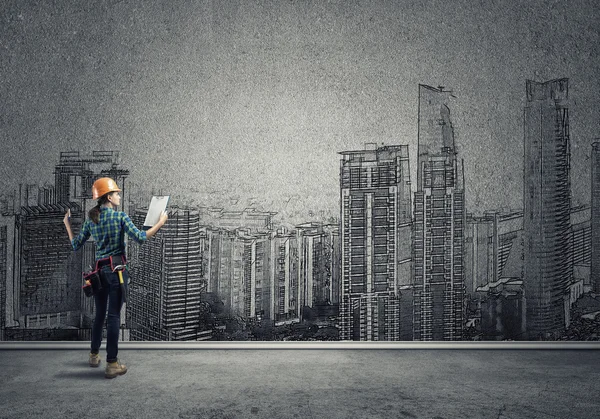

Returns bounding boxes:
[91,266,128,362]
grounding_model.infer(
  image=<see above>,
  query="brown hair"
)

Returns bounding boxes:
[88,193,113,224]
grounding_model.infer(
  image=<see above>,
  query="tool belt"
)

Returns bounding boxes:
[82,255,127,298]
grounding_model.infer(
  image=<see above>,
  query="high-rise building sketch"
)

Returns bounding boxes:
[239,229,272,320]
[413,84,465,341]
[128,208,206,340]
[270,227,299,322]
[339,144,412,341]
[523,78,572,339]
[230,231,247,317]
[592,142,600,294]
[330,228,341,307]
[0,226,6,339]
[571,206,591,287]
[204,227,234,312]
[296,223,336,308]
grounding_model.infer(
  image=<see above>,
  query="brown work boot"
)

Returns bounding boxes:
[89,353,101,368]
[105,359,127,379]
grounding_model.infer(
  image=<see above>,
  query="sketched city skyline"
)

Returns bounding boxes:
[1,75,598,342]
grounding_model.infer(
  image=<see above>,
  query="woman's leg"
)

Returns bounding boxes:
[91,283,109,355]
[106,269,124,363]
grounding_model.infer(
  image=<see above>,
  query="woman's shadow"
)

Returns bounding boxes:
[54,362,107,381]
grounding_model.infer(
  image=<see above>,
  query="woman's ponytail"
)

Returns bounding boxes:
[89,204,101,224]
[89,194,110,224]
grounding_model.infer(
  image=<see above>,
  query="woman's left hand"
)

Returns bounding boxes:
[63,209,71,226]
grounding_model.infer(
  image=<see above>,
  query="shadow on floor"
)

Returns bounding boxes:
[54,370,106,380]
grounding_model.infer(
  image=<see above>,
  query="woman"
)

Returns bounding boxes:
[63,177,168,379]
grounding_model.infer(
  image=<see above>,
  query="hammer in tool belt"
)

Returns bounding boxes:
[112,264,127,303]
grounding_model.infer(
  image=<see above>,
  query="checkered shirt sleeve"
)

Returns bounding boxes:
[71,219,91,251]
[121,212,147,244]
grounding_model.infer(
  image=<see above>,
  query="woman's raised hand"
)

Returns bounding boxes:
[63,209,71,226]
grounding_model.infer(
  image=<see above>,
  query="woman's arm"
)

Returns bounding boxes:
[65,209,91,250]
[63,209,74,242]
[145,211,169,239]
[122,211,168,242]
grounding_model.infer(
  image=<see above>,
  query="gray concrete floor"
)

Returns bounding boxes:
[0,349,599,418]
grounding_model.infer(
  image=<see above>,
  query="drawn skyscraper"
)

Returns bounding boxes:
[592,142,600,294]
[270,227,299,322]
[0,226,6,339]
[571,205,591,287]
[128,208,205,340]
[331,228,341,306]
[297,223,336,311]
[413,84,465,341]
[240,230,271,320]
[339,144,412,341]
[204,227,235,312]
[523,78,572,339]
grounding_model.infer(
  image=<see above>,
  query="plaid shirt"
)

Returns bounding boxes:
[72,207,147,260]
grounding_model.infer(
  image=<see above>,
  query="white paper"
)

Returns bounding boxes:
[143,196,170,228]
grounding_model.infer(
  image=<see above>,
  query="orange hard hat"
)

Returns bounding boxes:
[92,177,121,200]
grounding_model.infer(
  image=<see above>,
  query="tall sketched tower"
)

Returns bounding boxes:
[339,144,412,341]
[128,208,204,340]
[592,141,600,294]
[523,78,572,339]
[413,84,465,341]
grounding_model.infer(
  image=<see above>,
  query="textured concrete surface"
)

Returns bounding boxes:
[0,349,599,418]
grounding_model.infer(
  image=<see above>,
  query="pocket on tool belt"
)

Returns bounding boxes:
[82,270,102,297]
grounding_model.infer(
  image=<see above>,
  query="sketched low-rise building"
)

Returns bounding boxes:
[478,278,525,340]
[466,210,525,340]
[128,207,205,341]
[465,211,524,299]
